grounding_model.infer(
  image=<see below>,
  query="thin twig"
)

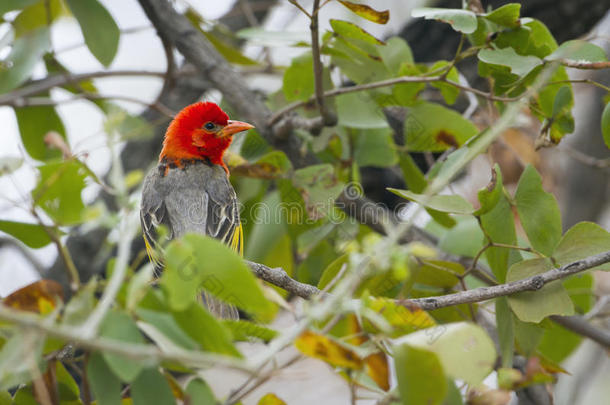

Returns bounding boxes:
[560,145,610,169]
[309,0,335,125]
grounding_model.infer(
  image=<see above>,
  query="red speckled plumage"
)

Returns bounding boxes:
[159,102,232,169]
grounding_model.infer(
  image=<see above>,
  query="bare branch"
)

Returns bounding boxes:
[550,315,610,349]
[247,251,610,313]
[0,93,177,118]
[247,260,322,299]
[0,70,172,104]
[406,250,610,310]
[560,59,610,69]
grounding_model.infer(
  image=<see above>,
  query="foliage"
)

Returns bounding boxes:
[0,1,609,404]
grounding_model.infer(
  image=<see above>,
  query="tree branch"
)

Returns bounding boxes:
[406,251,610,310]
[248,250,610,313]
[560,59,610,69]
[0,70,175,104]
[550,315,610,348]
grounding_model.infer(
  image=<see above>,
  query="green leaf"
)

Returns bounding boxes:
[161,234,274,319]
[131,368,175,405]
[87,353,121,405]
[15,95,68,161]
[297,221,335,255]
[378,37,413,74]
[602,102,610,149]
[337,1,389,24]
[391,64,425,106]
[0,156,24,176]
[399,154,427,193]
[397,322,496,385]
[546,40,607,63]
[495,297,514,368]
[62,279,96,325]
[244,191,287,262]
[55,362,80,403]
[127,264,154,312]
[202,31,258,66]
[136,309,200,351]
[438,217,485,258]
[172,302,241,356]
[236,28,309,46]
[430,61,460,105]
[0,331,44,390]
[329,19,385,45]
[394,345,447,405]
[12,0,64,37]
[537,274,593,363]
[185,378,217,404]
[494,19,558,59]
[65,0,120,66]
[514,165,562,256]
[100,311,147,382]
[222,320,278,342]
[11,386,37,405]
[478,47,543,78]
[403,102,478,151]
[336,92,389,129]
[513,318,543,356]
[483,3,521,28]
[414,260,464,288]
[0,0,39,15]
[0,391,10,405]
[506,258,574,323]
[283,53,315,102]
[0,220,52,248]
[354,128,398,167]
[553,222,610,271]
[32,160,87,225]
[292,164,345,219]
[473,164,503,215]
[388,189,474,214]
[0,27,50,93]
[411,8,477,34]
[318,254,349,290]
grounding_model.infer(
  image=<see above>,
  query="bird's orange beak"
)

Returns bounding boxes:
[218,120,254,138]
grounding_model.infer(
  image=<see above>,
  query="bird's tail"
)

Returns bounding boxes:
[201,291,239,320]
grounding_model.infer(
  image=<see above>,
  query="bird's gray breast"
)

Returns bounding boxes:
[146,162,238,240]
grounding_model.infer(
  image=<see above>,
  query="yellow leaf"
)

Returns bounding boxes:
[2,279,63,314]
[338,1,389,24]
[365,352,390,391]
[295,330,363,369]
[258,393,287,405]
[366,297,436,337]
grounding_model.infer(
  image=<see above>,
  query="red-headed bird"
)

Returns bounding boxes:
[140,102,253,319]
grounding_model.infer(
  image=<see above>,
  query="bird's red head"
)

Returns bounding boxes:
[159,102,254,173]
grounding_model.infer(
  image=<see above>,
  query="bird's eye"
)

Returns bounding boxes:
[204,122,216,131]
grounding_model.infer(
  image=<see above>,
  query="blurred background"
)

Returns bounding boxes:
[1,1,609,404]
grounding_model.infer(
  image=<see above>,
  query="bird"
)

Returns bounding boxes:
[140,101,254,319]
